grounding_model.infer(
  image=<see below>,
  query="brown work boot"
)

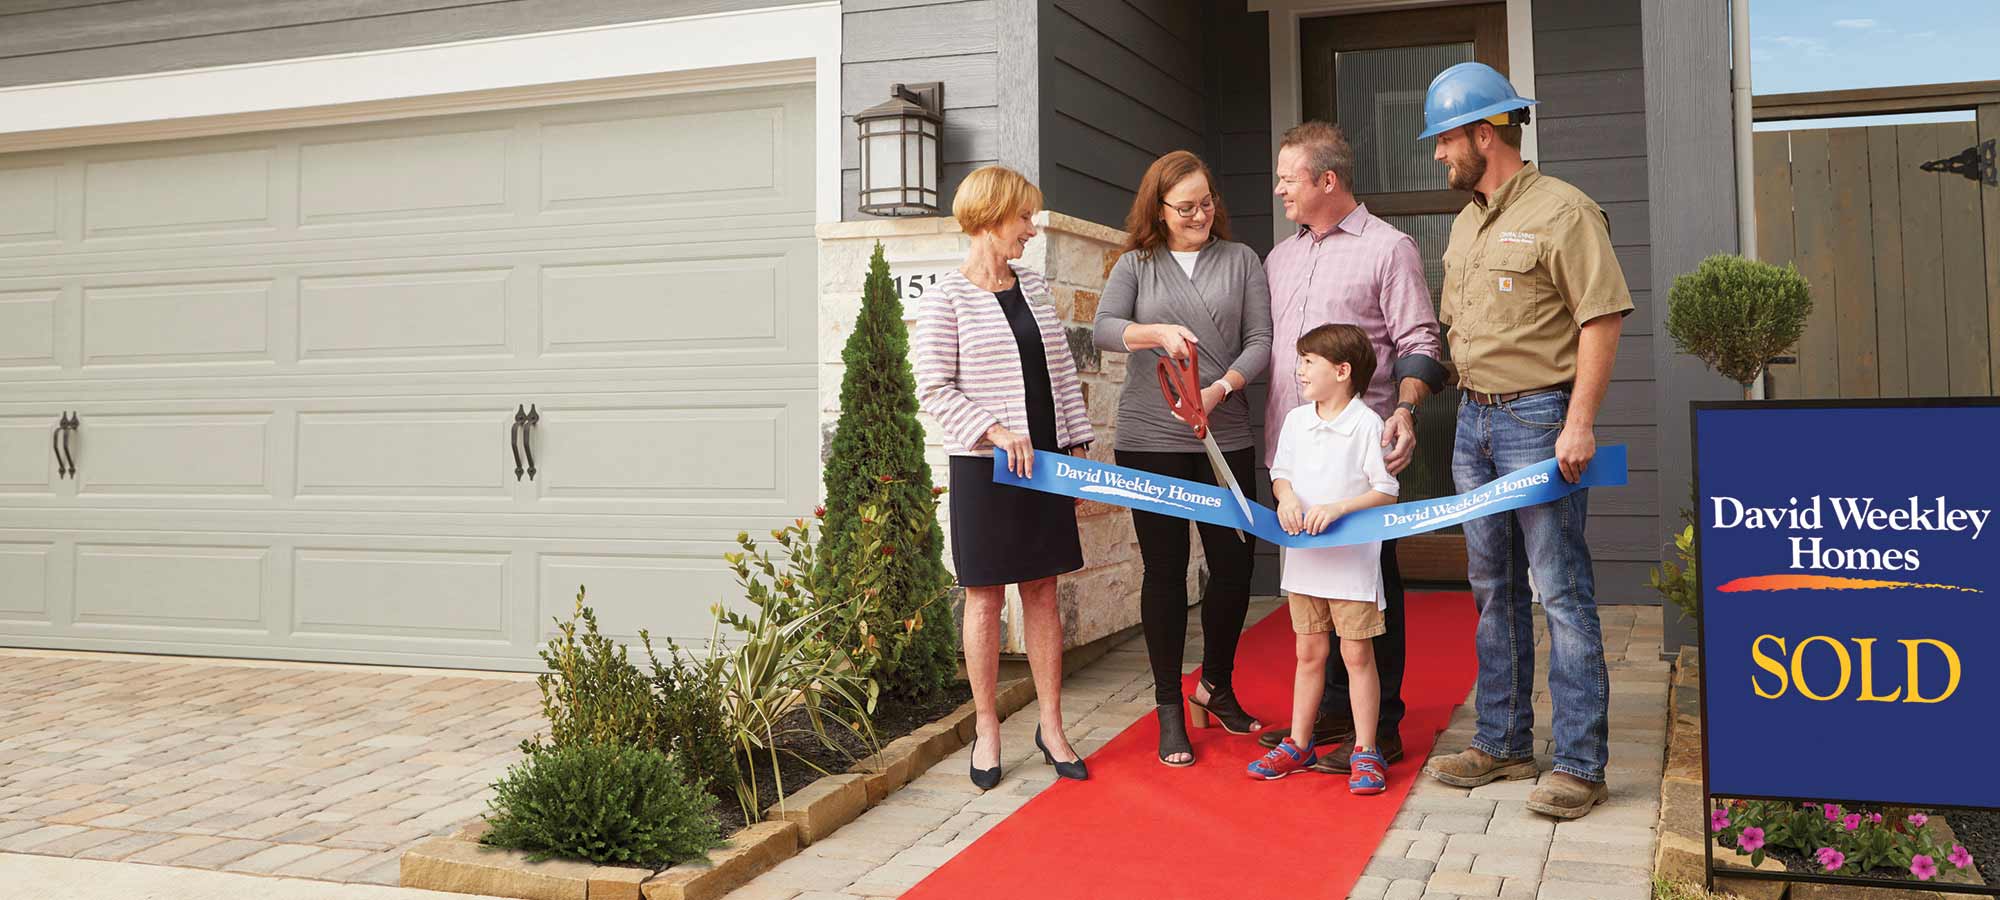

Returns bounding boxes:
[1313,731,1404,775]
[1422,746,1538,788]
[1527,772,1610,819]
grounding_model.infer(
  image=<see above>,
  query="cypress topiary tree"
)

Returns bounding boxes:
[818,242,957,704]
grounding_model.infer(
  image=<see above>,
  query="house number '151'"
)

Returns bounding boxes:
[892,273,941,300]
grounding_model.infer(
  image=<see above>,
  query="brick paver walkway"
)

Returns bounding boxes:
[719,598,1668,900]
[0,651,541,886]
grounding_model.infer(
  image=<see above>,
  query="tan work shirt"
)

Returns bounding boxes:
[1439,164,1634,394]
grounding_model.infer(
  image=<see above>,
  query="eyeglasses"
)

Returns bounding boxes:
[1161,196,1216,218]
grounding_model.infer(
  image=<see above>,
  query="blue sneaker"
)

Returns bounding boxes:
[1348,748,1389,795]
[1248,737,1317,780]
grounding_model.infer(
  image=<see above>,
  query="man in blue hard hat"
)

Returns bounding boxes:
[1414,61,1632,820]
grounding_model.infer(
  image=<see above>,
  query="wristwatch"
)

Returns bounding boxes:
[1395,400,1420,421]
[1212,379,1233,396]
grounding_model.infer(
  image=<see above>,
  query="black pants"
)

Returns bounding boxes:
[1116,447,1259,707]
[1317,538,1407,737]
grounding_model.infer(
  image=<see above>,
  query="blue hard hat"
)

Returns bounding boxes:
[1417,61,1536,141]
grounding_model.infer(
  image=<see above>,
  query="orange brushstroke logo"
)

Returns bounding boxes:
[1718,574,1982,593]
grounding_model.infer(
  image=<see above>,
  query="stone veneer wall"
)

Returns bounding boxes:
[816,212,1205,654]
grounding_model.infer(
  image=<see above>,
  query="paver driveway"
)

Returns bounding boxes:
[0,650,542,886]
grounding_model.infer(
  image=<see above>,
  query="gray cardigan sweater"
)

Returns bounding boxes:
[1092,239,1273,453]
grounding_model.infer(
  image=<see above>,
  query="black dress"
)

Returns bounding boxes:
[947,283,1086,587]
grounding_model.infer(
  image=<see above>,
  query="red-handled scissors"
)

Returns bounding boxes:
[1157,342,1257,540]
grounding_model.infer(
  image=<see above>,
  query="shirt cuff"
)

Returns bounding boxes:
[1392,354,1449,394]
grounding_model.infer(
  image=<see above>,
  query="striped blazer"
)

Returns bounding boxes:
[912,265,1095,457]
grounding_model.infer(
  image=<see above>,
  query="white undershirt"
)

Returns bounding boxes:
[1169,249,1199,279]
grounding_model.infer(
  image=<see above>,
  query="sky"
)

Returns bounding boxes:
[1749,2,2000,130]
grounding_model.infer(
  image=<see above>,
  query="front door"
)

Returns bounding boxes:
[1299,3,1508,584]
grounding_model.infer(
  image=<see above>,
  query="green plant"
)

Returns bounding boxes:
[701,591,880,823]
[483,740,722,867]
[526,588,736,798]
[1712,801,1976,881]
[816,243,960,705]
[1666,254,1813,389]
[1649,523,1698,624]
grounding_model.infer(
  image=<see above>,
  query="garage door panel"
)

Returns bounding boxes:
[83,148,275,238]
[0,416,59,493]
[541,102,795,213]
[0,165,59,243]
[531,403,787,502]
[541,253,785,357]
[298,267,511,361]
[0,289,58,367]
[0,542,54,623]
[299,128,513,226]
[538,549,746,648]
[83,279,273,366]
[75,412,272,496]
[295,409,514,500]
[74,542,268,629]
[293,547,509,641]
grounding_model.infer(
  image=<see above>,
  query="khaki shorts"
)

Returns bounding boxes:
[1288,592,1386,640]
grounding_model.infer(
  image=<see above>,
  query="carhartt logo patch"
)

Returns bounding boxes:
[1499,231,1537,245]
[1498,276,1515,293]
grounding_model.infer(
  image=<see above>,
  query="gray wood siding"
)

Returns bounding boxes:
[1535,0,1659,603]
[0,0,789,87]
[840,0,1004,220]
[1205,0,1275,257]
[1039,0,1208,229]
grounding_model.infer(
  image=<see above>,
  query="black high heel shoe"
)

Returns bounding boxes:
[1156,704,1194,768]
[968,735,1001,791]
[1035,726,1089,781]
[1186,678,1263,735]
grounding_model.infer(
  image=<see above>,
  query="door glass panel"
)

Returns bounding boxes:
[1379,212,1460,510]
[1334,43,1473,195]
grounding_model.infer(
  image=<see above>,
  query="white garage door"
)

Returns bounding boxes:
[0,85,819,669]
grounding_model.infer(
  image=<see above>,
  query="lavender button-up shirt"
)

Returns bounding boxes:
[1263,203,1444,467]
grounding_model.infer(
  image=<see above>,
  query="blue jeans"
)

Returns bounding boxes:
[1452,389,1610,783]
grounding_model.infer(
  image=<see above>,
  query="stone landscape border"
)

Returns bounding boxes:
[401,677,1036,900]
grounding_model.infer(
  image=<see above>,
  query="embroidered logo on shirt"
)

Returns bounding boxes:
[1498,276,1515,293]
[1498,231,1537,245]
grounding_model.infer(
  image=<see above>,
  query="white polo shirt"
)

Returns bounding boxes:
[1270,397,1400,606]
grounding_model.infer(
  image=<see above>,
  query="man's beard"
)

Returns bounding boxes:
[1446,146,1486,192]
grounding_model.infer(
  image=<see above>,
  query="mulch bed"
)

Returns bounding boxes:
[711,682,974,835]
[1951,809,1998,886]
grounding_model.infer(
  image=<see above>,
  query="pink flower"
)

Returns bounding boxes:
[1911,855,1939,881]
[1816,848,1846,872]
[1868,812,1883,825]
[1738,827,1765,853]
[1907,813,1928,828]
[1950,845,1974,869]
[1824,804,1842,821]
[1711,809,1731,832]
[1843,813,1862,831]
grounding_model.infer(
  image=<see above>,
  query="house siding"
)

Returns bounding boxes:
[1039,0,1208,230]
[1534,0,1660,601]
[0,0,789,87]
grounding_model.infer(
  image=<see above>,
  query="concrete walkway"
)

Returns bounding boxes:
[0,852,512,900]
[717,598,1668,900]
[0,649,542,886]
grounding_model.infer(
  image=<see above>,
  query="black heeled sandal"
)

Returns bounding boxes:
[969,735,1001,791]
[1035,726,1089,781]
[1186,678,1264,735]
[1156,704,1194,767]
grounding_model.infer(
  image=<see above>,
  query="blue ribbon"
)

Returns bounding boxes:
[994,445,1627,548]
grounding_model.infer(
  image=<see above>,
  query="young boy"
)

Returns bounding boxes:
[1249,323,1400,794]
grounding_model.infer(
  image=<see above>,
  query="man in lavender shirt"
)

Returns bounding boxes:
[1253,121,1448,773]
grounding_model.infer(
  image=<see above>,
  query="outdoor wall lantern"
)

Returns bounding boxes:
[857,82,943,217]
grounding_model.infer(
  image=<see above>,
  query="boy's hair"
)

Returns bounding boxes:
[1297,323,1377,392]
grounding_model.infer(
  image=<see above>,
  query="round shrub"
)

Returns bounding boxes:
[1665,254,1813,388]
[483,740,722,867]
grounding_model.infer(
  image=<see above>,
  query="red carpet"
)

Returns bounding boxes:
[902,591,1478,900]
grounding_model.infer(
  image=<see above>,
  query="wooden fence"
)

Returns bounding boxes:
[1752,106,2000,399]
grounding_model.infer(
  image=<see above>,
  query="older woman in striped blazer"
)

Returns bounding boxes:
[913,165,1094,790]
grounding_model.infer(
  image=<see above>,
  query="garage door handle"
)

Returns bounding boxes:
[523,404,540,481]
[512,406,527,481]
[54,412,77,479]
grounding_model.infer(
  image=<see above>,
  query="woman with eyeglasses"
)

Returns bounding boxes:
[1092,150,1273,767]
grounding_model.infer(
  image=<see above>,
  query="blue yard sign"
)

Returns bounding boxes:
[1694,400,2000,810]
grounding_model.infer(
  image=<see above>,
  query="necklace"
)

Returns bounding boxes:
[964,268,1014,292]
